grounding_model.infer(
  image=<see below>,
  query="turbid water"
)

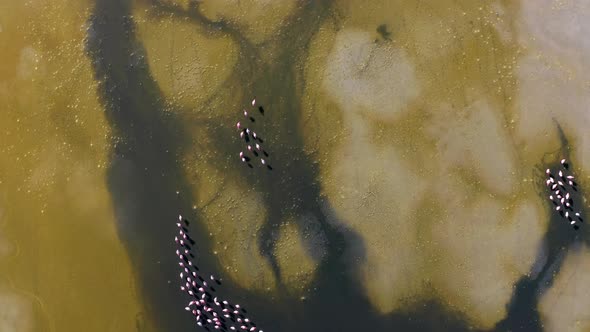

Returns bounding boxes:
[2,0,590,331]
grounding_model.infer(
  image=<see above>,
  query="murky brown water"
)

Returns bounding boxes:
[2,0,590,331]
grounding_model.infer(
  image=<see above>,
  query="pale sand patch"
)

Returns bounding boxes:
[538,246,590,332]
[133,5,239,111]
[0,289,33,332]
[306,4,544,325]
[426,97,517,196]
[513,55,561,149]
[316,27,431,313]
[335,0,513,65]
[519,0,590,75]
[515,54,590,172]
[190,160,276,292]
[432,194,545,329]
[515,0,590,175]
[274,219,319,295]
[325,117,429,313]
[323,29,420,122]
[507,201,549,274]
[199,0,299,44]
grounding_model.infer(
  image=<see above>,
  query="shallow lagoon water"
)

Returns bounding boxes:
[2,0,590,331]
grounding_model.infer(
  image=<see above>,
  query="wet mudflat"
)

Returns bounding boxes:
[2,0,590,331]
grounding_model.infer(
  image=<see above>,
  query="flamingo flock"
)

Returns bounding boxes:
[174,215,264,331]
[545,158,583,230]
[237,98,272,170]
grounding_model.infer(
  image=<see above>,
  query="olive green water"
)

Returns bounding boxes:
[2,0,590,331]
